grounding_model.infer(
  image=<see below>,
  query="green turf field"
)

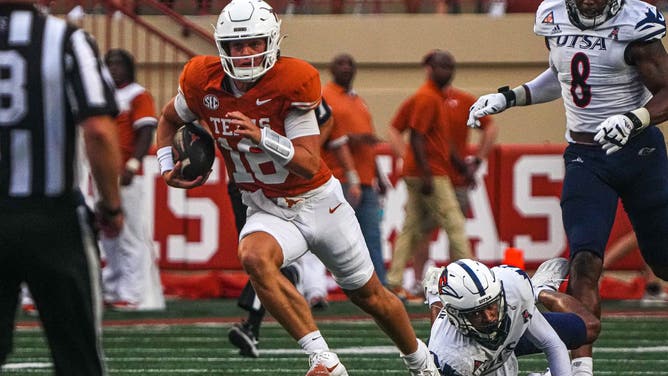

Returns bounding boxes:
[3,299,667,375]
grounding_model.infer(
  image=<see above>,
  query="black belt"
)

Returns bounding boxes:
[569,130,597,145]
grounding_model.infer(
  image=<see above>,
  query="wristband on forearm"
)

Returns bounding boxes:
[624,107,651,131]
[157,146,174,175]
[498,86,516,108]
[345,170,361,185]
[259,127,295,166]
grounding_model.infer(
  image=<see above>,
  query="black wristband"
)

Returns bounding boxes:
[623,111,644,130]
[96,202,122,218]
[498,86,516,107]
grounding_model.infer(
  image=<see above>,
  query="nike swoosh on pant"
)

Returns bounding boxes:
[329,203,343,214]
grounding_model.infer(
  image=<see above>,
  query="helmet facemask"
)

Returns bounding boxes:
[566,0,623,29]
[438,259,510,349]
[444,287,508,347]
[213,0,283,82]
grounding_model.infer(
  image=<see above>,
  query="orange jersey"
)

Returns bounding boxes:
[322,82,377,185]
[178,56,332,198]
[390,80,452,177]
[442,86,492,186]
[115,83,157,163]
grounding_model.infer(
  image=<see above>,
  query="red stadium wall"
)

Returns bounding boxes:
[141,143,640,273]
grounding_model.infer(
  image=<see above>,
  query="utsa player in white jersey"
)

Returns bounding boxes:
[423,259,599,376]
[155,1,439,375]
[467,0,668,374]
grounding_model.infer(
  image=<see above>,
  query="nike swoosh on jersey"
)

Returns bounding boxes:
[327,364,340,373]
[256,98,272,105]
[329,203,343,214]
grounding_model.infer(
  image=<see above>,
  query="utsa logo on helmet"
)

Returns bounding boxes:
[438,270,449,295]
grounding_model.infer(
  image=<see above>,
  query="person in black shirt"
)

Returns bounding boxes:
[0,2,122,375]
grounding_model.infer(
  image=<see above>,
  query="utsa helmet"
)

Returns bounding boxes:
[438,259,509,348]
[566,0,623,29]
[213,0,282,82]
[172,122,215,181]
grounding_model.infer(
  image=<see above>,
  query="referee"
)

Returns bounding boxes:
[0,1,122,375]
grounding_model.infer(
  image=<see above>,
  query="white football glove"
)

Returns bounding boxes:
[467,93,508,128]
[593,114,635,155]
[422,266,445,298]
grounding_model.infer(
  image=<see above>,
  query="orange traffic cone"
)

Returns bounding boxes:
[503,247,525,270]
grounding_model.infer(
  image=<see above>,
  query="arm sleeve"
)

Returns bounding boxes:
[524,67,562,104]
[174,89,198,123]
[285,109,320,139]
[524,311,571,376]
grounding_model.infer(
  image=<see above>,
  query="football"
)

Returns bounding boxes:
[172,122,215,181]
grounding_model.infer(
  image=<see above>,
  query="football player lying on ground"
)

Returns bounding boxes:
[422,258,600,376]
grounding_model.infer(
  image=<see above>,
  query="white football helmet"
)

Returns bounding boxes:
[213,0,282,82]
[438,259,509,348]
[566,0,622,30]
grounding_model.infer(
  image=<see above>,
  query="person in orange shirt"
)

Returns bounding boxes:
[155,1,438,374]
[386,49,474,301]
[390,51,498,297]
[101,49,165,311]
[322,53,388,285]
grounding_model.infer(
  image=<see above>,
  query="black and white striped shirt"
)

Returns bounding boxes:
[0,4,117,199]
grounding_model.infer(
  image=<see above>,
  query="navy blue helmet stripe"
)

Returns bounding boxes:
[456,261,486,296]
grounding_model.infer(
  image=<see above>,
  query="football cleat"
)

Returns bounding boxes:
[531,257,569,300]
[171,122,215,181]
[390,285,424,305]
[306,351,348,376]
[107,300,139,312]
[309,296,329,311]
[228,322,259,358]
[21,303,38,317]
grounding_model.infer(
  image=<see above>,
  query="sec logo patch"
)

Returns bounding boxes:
[203,94,219,110]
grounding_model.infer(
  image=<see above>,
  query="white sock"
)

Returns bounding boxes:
[571,356,593,376]
[400,339,429,369]
[298,330,329,354]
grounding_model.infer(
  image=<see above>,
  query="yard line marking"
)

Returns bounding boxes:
[1,362,52,369]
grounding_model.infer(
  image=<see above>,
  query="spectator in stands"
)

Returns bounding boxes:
[385,49,473,302]
[101,49,165,311]
[323,53,388,285]
[389,50,497,297]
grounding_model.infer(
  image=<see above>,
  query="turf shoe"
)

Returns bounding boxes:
[306,351,348,376]
[531,257,569,301]
[228,322,259,358]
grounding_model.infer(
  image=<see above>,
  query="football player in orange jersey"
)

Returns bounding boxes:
[155,1,439,375]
